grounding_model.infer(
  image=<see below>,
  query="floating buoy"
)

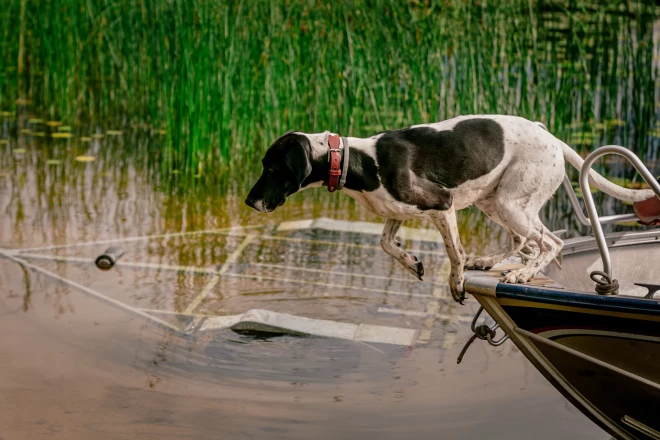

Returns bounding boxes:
[95,247,125,270]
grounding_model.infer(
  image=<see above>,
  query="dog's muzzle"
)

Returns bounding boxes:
[245,197,265,212]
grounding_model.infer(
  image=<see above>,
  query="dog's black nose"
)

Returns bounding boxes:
[245,197,257,210]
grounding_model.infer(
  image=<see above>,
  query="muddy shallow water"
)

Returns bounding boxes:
[0,133,614,440]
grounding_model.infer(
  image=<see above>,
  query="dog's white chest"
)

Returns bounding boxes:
[343,188,426,220]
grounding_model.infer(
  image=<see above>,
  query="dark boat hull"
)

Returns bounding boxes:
[465,269,660,440]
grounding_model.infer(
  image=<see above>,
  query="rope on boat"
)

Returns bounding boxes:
[590,270,619,295]
[457,326,495,364]
[457,306,509,364]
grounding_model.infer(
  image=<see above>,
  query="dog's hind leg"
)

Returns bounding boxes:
[494,192,563,284]
[380,219,424,280]
[501,223,563,284]
[479,142,565,284]
[428,206,466,303]
[465,199,528,270]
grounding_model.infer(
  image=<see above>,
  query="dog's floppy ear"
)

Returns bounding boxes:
[284,139,312,187]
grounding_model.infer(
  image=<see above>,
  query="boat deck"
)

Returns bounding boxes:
[479,261,565,290]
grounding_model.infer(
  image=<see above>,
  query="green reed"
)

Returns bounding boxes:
[1,0,658,180]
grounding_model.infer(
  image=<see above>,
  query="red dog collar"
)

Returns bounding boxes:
[326,134,349,192]
[327,134,342,192]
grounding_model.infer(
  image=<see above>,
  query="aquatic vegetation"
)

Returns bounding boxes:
[0,0,658,183]
[51,132,73,139]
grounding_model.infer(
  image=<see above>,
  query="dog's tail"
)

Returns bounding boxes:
[560,142,654,202]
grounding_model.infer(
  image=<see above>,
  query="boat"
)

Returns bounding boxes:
[460,145,660,440]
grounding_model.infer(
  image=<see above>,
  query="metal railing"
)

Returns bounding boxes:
[562,176,638,226]
[578,145,660,280]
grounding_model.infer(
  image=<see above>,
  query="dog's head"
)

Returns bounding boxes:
[245,132,313,213]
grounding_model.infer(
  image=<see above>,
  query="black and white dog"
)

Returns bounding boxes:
[245,115,653,302]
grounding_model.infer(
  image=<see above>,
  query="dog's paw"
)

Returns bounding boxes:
[502,269,533,284]
[450,282,466,304]
[406,258,424,281]
[464,257,493,271]
[449,271,466,304]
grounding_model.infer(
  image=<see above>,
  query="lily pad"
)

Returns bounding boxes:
[52,132,73,139]
[607,119,626,126]
[568,131,596,143]
[571,182,598,198]
[157,129,167,135]
[607,177,627,187]
[80,137,92,142]
[616,220,642,227]
[19,129,31,134]
[0,111,11,117]
[624,181,648,189]
[106,130,122,136]
[15,98,31,105]
[75,155,95,162]
[0,139,8,144]
[13,148,26,154]
[567,121,587,130]
[171,170,180,175]
[46,159,61,165]
[91,134,104,139]
[33,132,46,137]
[28,118,43,124]
[46,121,62,127]
[58,126,72,132]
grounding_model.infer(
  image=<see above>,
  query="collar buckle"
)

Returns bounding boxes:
[326,133,349,193]
[327,148,341,161]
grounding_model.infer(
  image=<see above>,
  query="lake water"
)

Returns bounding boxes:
[0,180,607,439]
[0,115,623,440]
[2,1,660,439]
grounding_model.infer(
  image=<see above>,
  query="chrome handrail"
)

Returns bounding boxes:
[562,176,638,226]
[579,145,660,279]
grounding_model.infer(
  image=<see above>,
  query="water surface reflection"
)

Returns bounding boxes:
[0,137,608,438]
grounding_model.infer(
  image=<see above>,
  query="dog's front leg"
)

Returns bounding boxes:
[380,219,424,281]
[429,207,466,304]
